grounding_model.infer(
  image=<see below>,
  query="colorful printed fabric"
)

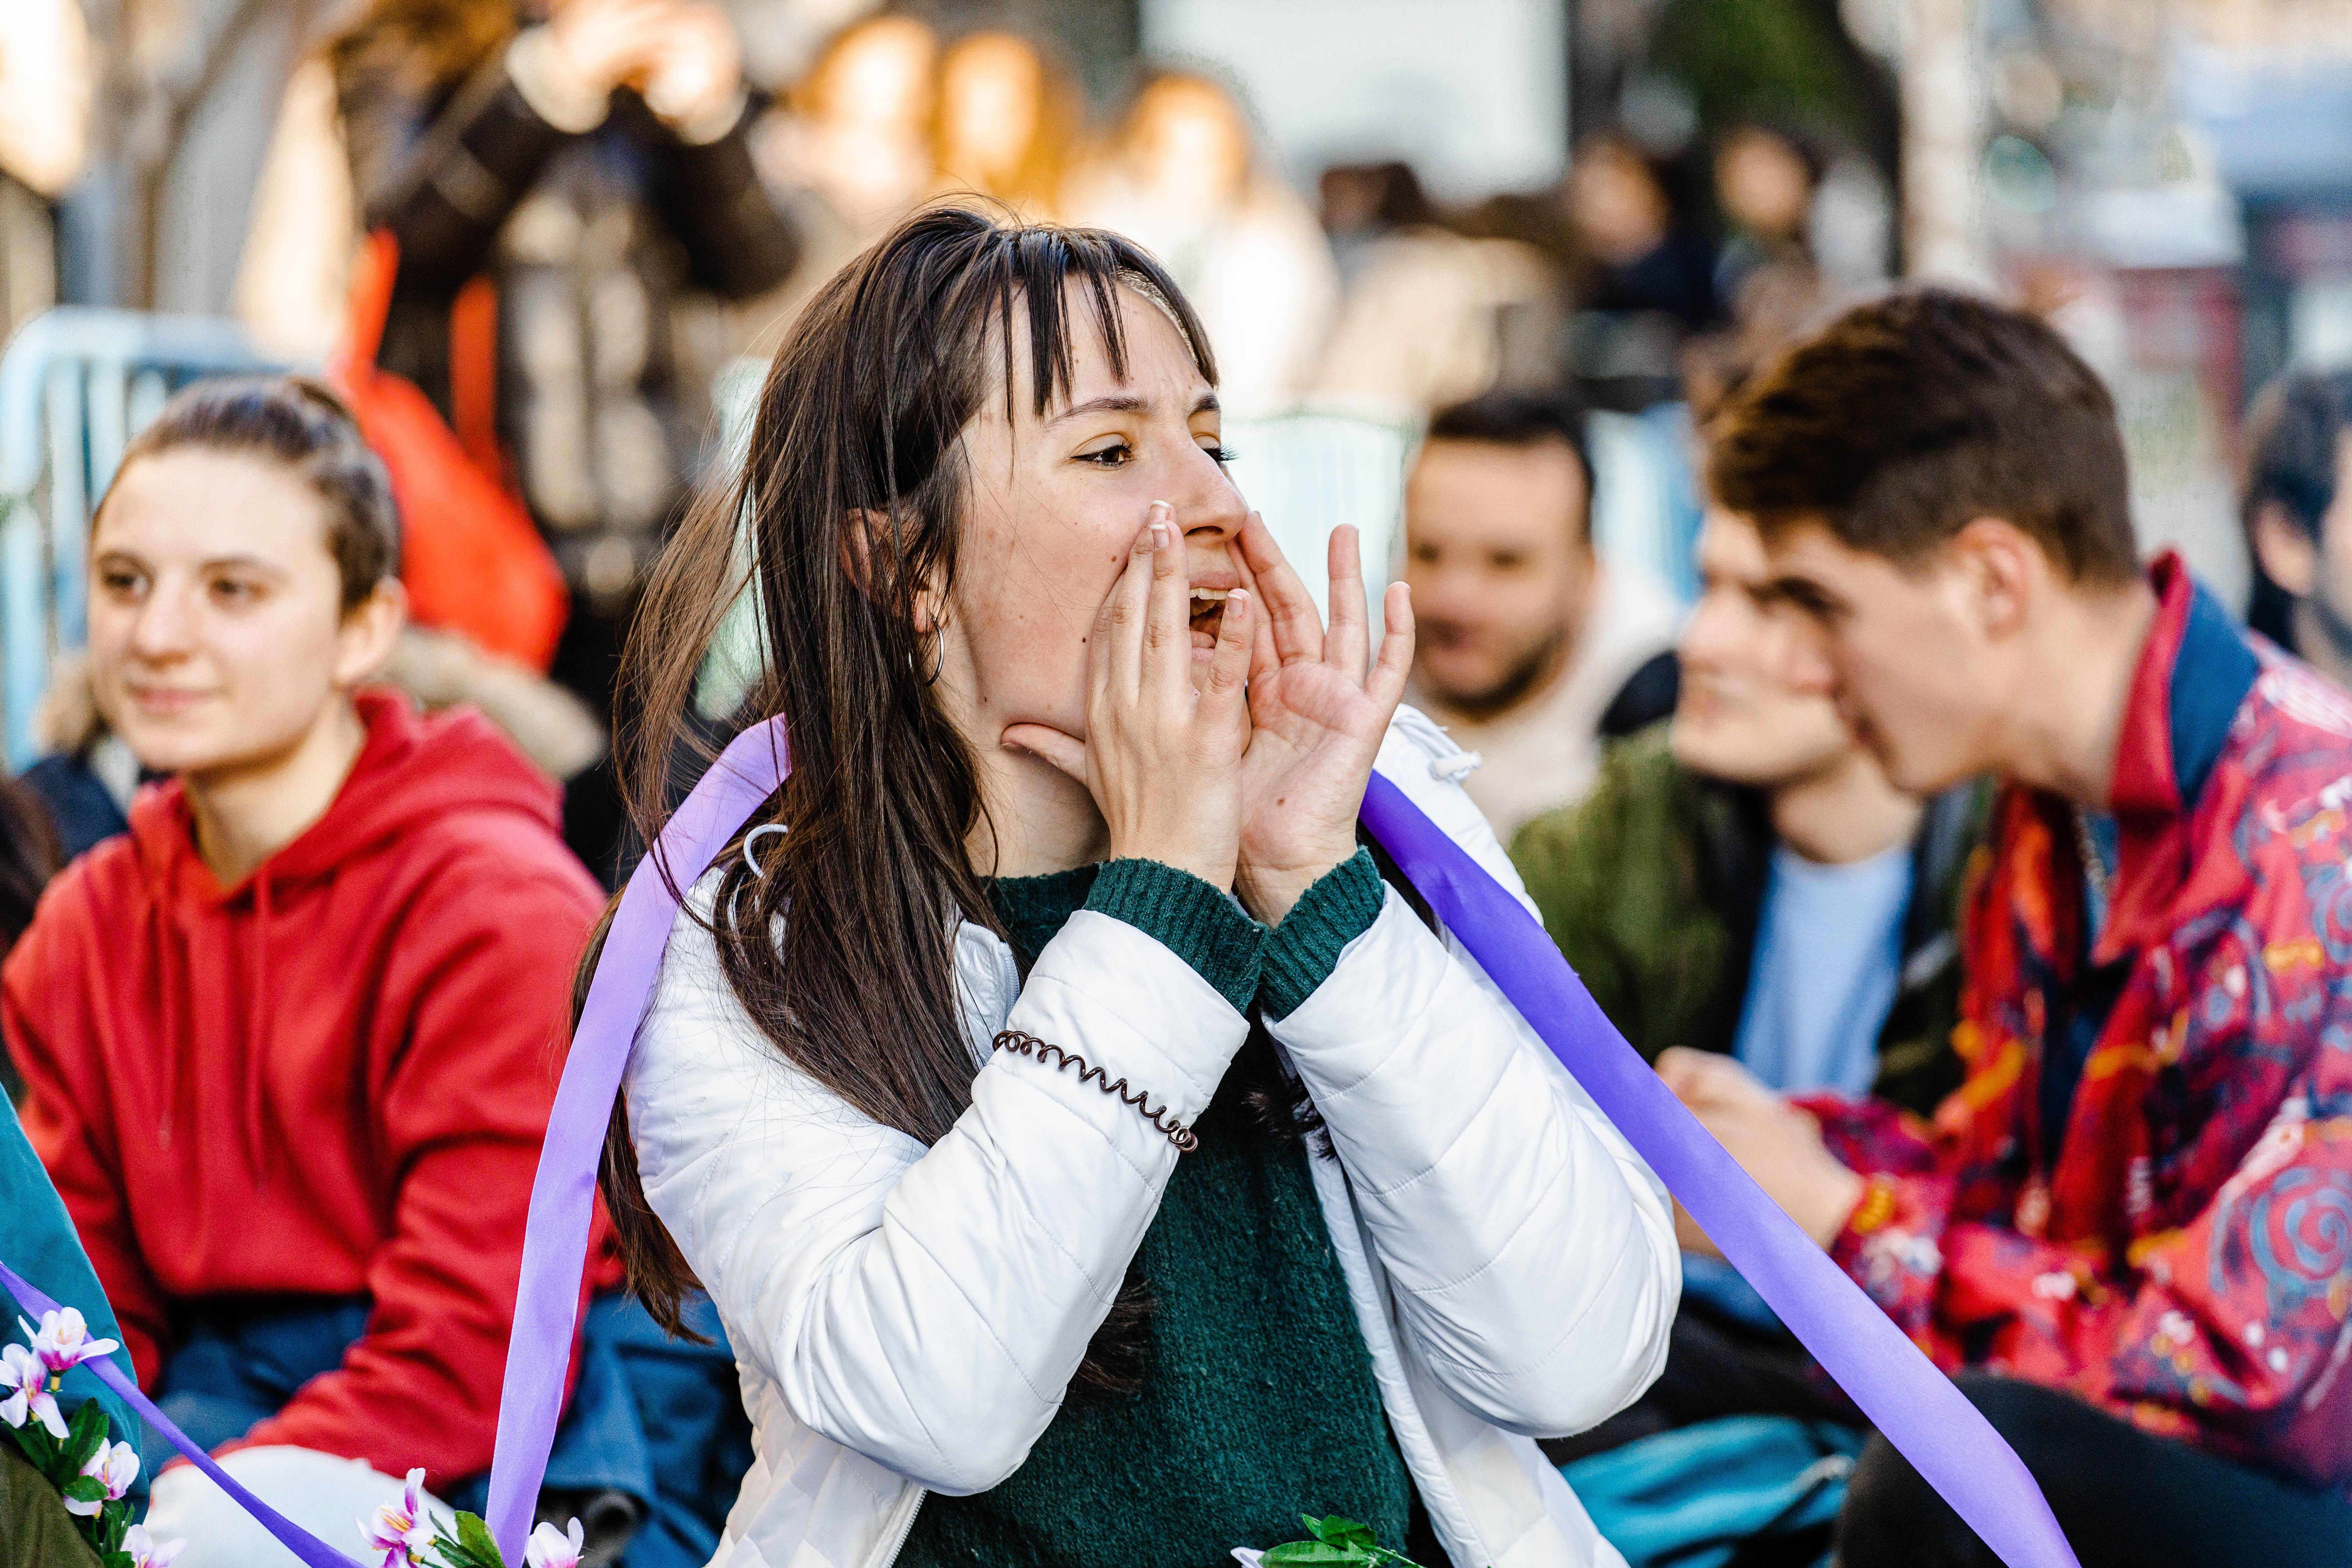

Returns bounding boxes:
[1800,554,2352,1496]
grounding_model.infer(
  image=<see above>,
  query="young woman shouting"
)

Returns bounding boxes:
[606,206,1679,1568]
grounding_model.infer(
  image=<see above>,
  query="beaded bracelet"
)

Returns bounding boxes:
[992,1029,1200,1152]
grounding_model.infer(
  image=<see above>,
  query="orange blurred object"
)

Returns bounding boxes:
[330,231,568,673]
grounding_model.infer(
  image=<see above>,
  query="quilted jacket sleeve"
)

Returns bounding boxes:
[624,889,1251,1495]
[1266,710,1680,1438]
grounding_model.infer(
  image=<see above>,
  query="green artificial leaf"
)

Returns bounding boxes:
[62,1473,107,1503]
[427,1510,509,1568]
[456,1511,507,1567]
[99,1552,133,1568]
[84,1500,123,1556]
[6,1418,51,1470]
[1263,1545,1372,1566]
[1306,1516,1378,1550]
[62,1397,109,1474]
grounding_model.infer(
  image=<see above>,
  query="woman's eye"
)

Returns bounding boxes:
[209,578,258,605]
[98,570,144,596]
[1199,443,1236,465]
[1075,440,1132,468]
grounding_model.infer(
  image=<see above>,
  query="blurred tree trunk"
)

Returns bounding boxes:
[1897,0,1992,285]
[70,0,311,309]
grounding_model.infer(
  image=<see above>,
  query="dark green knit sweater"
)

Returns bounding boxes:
[897,853,1409,1568]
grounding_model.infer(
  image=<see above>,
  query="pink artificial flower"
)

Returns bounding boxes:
[65,1438,140,1516]
[123,1524,186,1568]
[360,1468,435,1568]
[524,1518,586,1568]
[20,1308,120,1378]
[0,1341,66,1438]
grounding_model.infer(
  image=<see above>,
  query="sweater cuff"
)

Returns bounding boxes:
[1084,859,1263,1014]
[1260,849,1386,1021]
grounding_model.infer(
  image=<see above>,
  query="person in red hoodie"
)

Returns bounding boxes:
[0,377,640,1565]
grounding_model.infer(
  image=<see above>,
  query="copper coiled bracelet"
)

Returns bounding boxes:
[992,1029,1199,1152]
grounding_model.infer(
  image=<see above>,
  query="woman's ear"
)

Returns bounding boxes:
[2252,503,2319,598]
[332,577,408,689]
[840,508,947,632]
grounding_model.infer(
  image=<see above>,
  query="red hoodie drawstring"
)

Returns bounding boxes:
[155,904,181,1149]
[243,866,276,1186]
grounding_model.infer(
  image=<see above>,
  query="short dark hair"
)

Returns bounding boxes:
[1708,289,2138,584]
[1423,387,1598,530]
[100,374,399,614]
[2244,369,2352,541]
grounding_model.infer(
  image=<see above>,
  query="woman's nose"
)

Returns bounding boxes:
[1173,444,1247,544]
[126,587,194,658]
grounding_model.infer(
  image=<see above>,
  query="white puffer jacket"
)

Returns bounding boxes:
[625,707,1680,1568]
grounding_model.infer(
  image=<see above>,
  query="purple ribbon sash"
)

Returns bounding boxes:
[485,720,792,1556]
[1354,772,2078,1568]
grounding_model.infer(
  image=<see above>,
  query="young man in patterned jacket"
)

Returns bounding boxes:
[1679,289,2352,1567]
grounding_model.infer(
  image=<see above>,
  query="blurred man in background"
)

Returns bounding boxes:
[1403,387,1680,838]
[1512,502,1976,1491]
[2244,368,2352,691]
[1512,505,1973,1116]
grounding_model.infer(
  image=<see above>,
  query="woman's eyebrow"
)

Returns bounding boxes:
[1045,390,1220,427]
[198,554,292,579]
[1047,394,1150,427]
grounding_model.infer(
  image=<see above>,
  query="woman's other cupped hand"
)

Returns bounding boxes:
[1231,514,1413,923]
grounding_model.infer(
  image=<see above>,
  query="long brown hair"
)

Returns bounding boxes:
[595,207,1216,1381]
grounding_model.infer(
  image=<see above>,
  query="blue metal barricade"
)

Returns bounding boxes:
[0,308,279,769]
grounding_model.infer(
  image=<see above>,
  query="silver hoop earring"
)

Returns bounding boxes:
[742,823,788,880]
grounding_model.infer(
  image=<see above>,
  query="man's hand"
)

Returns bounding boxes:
[1657,1047,1866,1253]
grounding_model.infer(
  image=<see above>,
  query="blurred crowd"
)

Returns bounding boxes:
[0,0,1907,887]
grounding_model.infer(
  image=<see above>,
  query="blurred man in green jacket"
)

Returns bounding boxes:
[1511,507,1982,1119]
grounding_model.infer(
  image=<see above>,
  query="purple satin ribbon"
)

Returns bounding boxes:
[0,1259,362,1568]
[485,720,791,1560]
[1355,771,2077,1568]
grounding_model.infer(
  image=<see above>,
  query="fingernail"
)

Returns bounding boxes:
[1148,500,1173,524]
[1150,521,1169,550]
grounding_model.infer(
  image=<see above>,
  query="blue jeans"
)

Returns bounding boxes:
[154,1292,750,1568]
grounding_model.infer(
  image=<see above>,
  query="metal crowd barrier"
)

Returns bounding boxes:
[0,308,278,770]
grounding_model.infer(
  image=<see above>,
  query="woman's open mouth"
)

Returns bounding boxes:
[1189,587,1230,648]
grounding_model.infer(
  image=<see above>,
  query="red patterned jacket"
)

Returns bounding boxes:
[1802,553,2352,1494]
